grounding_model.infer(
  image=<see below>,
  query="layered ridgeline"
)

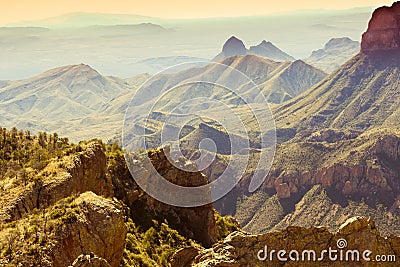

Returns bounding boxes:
[0,64,135,141]
[213,36,295,62]
[0,64,149,142]
[0,53,325,143]
[119,54,325,155]
[304,37,360,73]
[219,55,326,104]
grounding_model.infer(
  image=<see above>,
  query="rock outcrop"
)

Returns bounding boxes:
[49,192,127,267]
[295,128,362,143]
[0,141,113,222]
[192,217,400,266]
[123,146,217,247]
[0,192,127,267]
[214,36,247,61]
[262,131,400,204]
[141,146,217,247]
[170,247,200,267]
[361,1,400,52]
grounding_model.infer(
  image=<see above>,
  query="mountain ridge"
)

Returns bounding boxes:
[305,37,360,73]
[213,36,296,62]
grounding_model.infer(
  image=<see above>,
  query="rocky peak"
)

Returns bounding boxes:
[189,217,400,266]
[0,141,113,223]
[127,146,217,247]
[324,37,359,50]
[257,40,273,47]
[213,36,247,61]
[361,1,400,52]
[44,63,101,79]
[222,36,247,57]
[248,40,295,61]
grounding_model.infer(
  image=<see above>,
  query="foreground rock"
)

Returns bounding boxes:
[0,192,127,267]
[49,192,126,267]
[127,146,217,247]
[192,217,400,266]
[0,141,113,222]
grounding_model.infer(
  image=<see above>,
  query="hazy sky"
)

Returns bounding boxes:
[0,0,395,25]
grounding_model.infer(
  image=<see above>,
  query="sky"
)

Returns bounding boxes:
[0,0,395,25]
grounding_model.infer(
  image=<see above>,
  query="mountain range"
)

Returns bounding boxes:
[0,53,326,142]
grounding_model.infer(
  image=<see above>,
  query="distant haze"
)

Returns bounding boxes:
[0,0,394,25]
[0,2,392,80]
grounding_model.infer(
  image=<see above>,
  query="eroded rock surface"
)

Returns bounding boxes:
[0,141,113,222]
[361,2,400,52]
[193,217,400,266]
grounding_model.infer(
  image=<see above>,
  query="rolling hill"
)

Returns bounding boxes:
[0,53,325,142]
[0,64,134,140]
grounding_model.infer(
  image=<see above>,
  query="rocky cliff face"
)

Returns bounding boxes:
[0,141,113,222]
[361,1,400,52]
[211,128,400,236]
[262,130,400,205]
[141,147,217,247]
[191,217,400,266]
[218,36,247,59]
[49,192,126,267]
[0,192,126,267]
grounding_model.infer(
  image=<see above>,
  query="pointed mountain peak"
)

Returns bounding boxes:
[63,63,99,73]
[41,63,102,80]
[226,36,242,43]
[260,40,271,45]
[286,59,326,74]
[222,36,247,57]
[290,59,307,67]
[361,1,400,53]
[248,40,295,62]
